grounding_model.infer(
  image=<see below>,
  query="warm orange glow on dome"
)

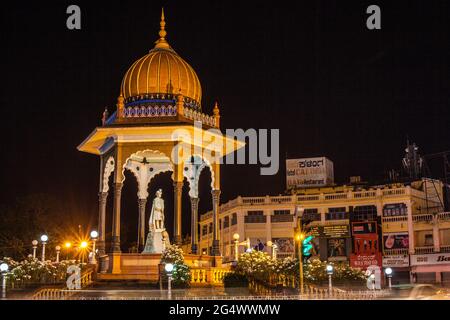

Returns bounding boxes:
[120,9,202,107]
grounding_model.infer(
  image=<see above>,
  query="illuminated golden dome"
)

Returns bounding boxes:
[121,9,202,108]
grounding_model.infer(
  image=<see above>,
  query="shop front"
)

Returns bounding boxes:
[410,253,450,284]
[382,255,411,284]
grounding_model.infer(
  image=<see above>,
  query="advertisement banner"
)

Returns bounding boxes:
[273,238,295,254]
[306,225,350,238]
[382,255,410,267]
[322,225,350,238]
[410,253,450,266]
[327,238,346,257]
[286,157,334,188]
[352,222,377,235]
[350,253,382,269]
[383,233,409,250]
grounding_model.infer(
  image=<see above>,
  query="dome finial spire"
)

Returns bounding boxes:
[155,7,170,49]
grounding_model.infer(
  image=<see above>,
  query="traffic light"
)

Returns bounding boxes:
[302,235,314,257]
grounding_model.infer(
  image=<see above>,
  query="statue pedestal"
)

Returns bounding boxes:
[142,229,166,254]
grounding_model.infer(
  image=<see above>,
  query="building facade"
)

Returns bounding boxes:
[199,179,450,284]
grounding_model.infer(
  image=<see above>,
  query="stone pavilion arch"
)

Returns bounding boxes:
[123,149,172,252]
[78,9,244,275]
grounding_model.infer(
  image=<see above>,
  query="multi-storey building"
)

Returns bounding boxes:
[199,178,450,284]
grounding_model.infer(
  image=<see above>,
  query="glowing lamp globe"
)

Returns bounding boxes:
[32,240,38,246]
[385,267,393,276]
[326,264,334,274]
[80,241,88,249]
[55,246,61,251]
[165,263,174,273]
[65,242,72,248]
[267,241,273,247]
[40,235,48,242]
[0,263,8,272]
[90,230,98,239]
[233,233,240,241]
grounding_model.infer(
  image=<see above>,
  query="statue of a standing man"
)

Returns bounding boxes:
[149,189,165,231]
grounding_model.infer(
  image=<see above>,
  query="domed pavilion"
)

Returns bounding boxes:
[78,9,243,276]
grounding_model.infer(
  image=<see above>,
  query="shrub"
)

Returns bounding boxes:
[160,245,191,287]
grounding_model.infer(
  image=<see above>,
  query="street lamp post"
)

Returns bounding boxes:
[0,263,8,299]
[90,231,98,264]
[80,241,88,264]
[233,233,240,261]
[31,240,38,259]
[40,235,48,262]
[55,246,61,263]
[385,268,393,289]
[165,263,174,300]
[326,264,334,291]
[295,206,305,294]
[64,242,72,260]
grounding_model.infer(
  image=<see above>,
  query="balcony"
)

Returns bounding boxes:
[382,216,408,223]
[440,245,450,253]
[414,246,435,254]
[271,215,294,223]
[438,212,450,221]
[412,214,433,223]
[384,248,409,255]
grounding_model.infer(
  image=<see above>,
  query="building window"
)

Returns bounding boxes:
[425,234,433,246]
[274,210,290,215]
[247,210,264,216]
[219,219,222,230]
[223,216,230,228]
[383,204,407,217]
[245,211,266,223]
[303,208,321,221]
[202,225,208,236]
[326,207,348,220]
[231,213,237,225]
[353,205,377,221]
[209,223,213,233]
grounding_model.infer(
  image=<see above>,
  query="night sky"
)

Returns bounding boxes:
[1,1,449,246]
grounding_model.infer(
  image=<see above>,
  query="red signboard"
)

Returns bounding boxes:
[350,252,382,269]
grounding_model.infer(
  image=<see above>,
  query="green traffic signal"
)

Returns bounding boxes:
[302,235,314,256]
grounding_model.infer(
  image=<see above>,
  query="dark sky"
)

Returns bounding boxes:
[1,1,449,245]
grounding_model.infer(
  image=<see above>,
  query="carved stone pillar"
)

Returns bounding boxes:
[173,181,183,244]
[137,198,147,251]
[211,189,221,256]
[190,197,200,254]
[111,183,123,253]
[97,192,108,256]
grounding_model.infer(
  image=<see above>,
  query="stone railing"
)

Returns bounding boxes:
[414,246,435,254]
[438,212,450,221]
[384,248,409,255]
[183,107,216,127]
[440,245,450,253]
[32,269,94,300]
[382,215,408,222]
[123,104,177,118]
[190,267,231,286]
[412,214,434,223]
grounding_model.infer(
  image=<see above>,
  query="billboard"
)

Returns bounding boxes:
[383,233,409,250]
[286,157,334,189]
[307,225,350,238]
